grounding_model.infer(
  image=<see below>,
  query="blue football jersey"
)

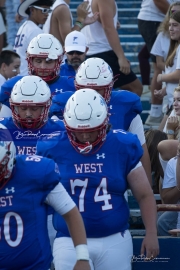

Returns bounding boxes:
[0,75,76,108]
[108,90,142,130]
[0,155,60,269]
[49,91,74,119]
[36,129,143,238]
[0,117,65,155]
[48,90,142,131]
[60,60,76,77]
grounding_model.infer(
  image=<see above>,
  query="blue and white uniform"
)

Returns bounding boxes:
[0,117,65,155]
[49,91,74,119]
[0,155,75,270]
[0,75,76,108]
[36,129,143,270]
[49,90,144,143]
[60,60,76,76]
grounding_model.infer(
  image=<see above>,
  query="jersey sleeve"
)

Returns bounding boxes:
[126,133,143,173]
[128,115,145,145]
[115,131,143,174]
[0,76,23,107]
[41,159,61,201]
[45,183,76,215]
[36,133,60,159]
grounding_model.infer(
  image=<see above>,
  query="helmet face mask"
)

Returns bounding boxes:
[75,57,114,103]
[10,76,51,129]
[0,124,16,189]
[64,89,109,154]
[27,34,64,82]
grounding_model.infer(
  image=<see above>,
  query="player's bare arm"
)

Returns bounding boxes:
[127,166,159,259]
[63,206,91,270]
[96,0,130,75]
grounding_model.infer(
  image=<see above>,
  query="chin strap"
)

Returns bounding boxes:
[77,142,92,154]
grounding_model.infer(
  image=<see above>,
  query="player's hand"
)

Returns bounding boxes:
[154,88,166,100]
[73,260,91,270]
[140,233,159,260]
[118,57,130,75]
[167,116,179,131]
[83,11,99,26]
[15,13,24,23]
[76,1,90,22]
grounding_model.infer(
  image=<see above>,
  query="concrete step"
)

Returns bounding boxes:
[71,8,140,18]
[70,2,141,9]
[118,25,140,35]
[120,35,143,43]
[121,42,144,53]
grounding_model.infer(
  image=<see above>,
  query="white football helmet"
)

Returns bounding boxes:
[64,89,109,154]
[27,33,64,82]
[10,75,51,129]
[75,58,114,103]
[0,124,16,189]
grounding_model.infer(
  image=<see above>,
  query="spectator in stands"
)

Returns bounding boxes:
[0,50,20,117]
[157,152,179,236]
[14,0,54,76]
[138,0,171,126]
[151,2,180,131]
[43,0,99,46]
[0,33,76,110]
[157,84,180,174]
[0,11,6,53]
[145,130,168,196]
[81,0,142,96]
[4,0,25,51]
[60,30,88,76]
[157,11,180,118]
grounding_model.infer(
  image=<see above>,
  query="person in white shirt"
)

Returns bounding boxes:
[81,0,142,97]
[0,12,6,53]
[43,0,98,47]
[157,11,180,109]
[157,156,178,235]
[138,0,175,126]
[14,0,53,76]
[0,50,20,117]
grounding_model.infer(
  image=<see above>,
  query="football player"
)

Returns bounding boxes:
[36,89,159,270]
[0,33,76,109]
[0,75,65,156]
[0,123,90,270]
[50,57,152,184]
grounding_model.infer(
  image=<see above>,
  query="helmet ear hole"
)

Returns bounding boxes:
[64,89,109,154]
[75,58,114,103]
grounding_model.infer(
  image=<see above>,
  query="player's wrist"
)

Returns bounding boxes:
[75,244,89,261]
